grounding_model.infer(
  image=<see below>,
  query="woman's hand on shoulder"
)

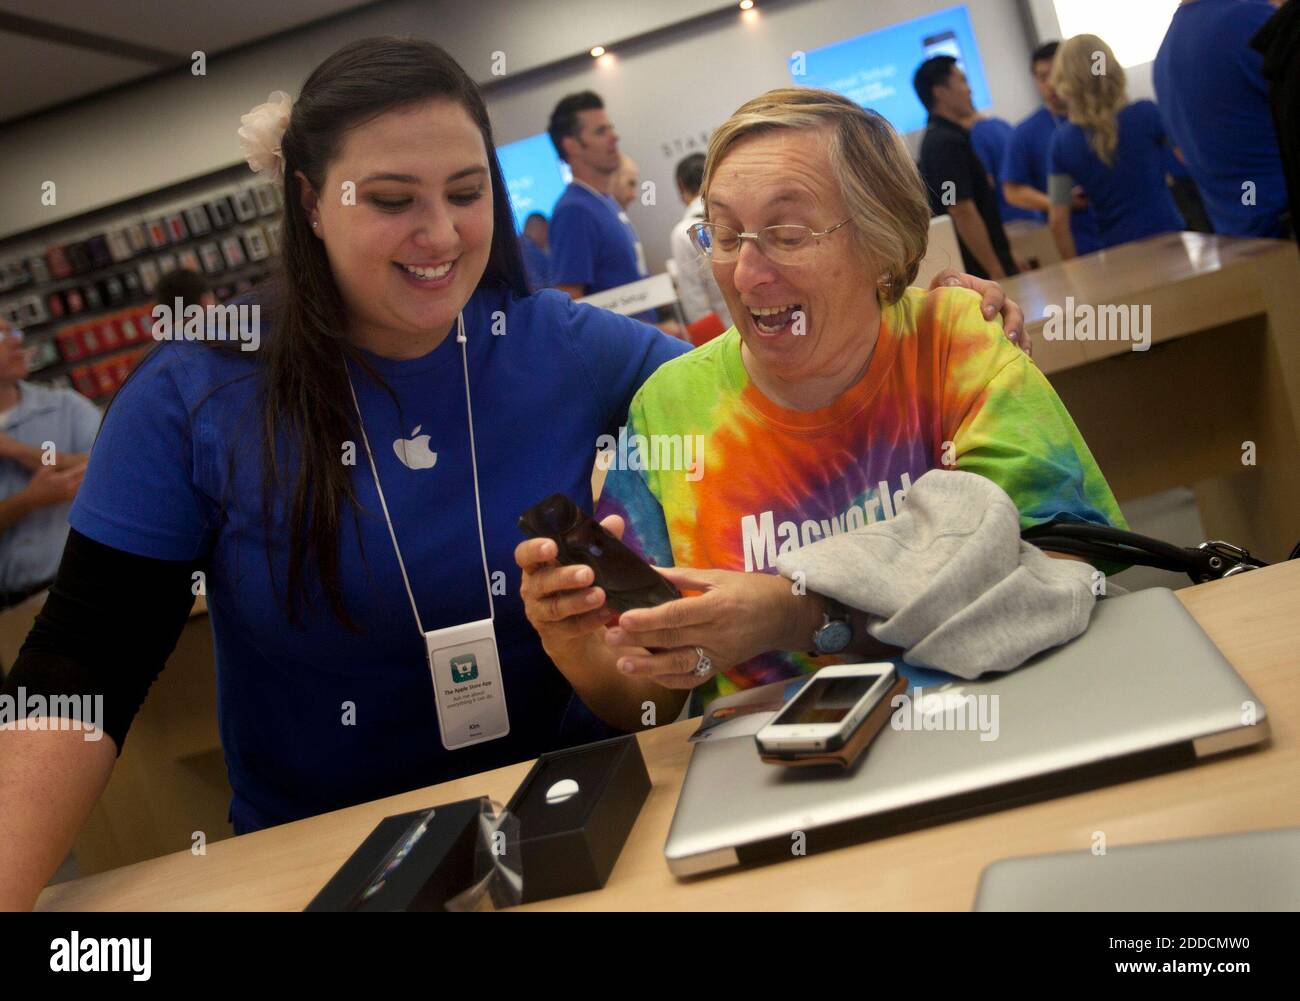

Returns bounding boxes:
[928,269,1031,358]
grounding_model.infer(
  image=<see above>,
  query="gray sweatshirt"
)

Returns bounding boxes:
[774,469,1099,679]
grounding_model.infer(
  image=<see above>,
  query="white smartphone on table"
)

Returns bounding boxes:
[755,663,899,759]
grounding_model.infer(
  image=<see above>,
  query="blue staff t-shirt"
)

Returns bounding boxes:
[1002,106,1103,255]
[70,286,688,833]
[1153,0,1286,237]
[1048,101,1186,251]
[549,181,655,323]
[970,117,1040,224]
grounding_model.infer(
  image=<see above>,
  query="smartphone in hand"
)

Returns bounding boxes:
[518,493,681,614]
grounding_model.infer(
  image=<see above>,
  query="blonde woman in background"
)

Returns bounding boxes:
[1046,34,1186,258]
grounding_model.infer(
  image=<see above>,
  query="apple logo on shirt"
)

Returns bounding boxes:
[393,425,437,470]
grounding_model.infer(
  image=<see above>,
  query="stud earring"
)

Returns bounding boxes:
[312,220,319,230]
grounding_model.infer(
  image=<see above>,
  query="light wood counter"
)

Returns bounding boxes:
[1004,232,1300,564]
[37,560,1300,911]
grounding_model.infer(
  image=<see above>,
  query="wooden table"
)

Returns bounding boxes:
[1004,232,1300,564]
[37,559,1300,911]
[1004,219,1061,269]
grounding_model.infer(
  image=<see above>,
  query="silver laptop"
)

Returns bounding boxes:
[974,828,1300,911]
[665,588,1270,876]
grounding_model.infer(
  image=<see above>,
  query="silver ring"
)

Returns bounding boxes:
[692,646,713,678]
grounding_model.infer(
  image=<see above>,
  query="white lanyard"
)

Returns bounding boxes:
[345,312,510,752]
[343,311,495,632]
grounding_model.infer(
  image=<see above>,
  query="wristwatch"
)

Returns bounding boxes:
[811,595,854,655]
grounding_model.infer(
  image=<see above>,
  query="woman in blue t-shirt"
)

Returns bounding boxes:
[0,36,1023,908]
[1046,34,1186,257]
[1,37,694,848]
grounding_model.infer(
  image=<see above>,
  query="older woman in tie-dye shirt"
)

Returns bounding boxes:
[522,88,1123,714]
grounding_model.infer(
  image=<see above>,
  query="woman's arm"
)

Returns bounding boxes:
[0,530,198,909]
[1048,204,1077,260]
[0,724,116,910]
[1046,171,1080,259]
[1003,180,1052,214]
[604,568,901,688]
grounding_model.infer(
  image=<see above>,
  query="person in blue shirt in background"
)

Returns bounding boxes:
[0,39,694,864]
[1046,34,1186,258]
[1001,41,1103,257]
[518,212,552,293]
[1154,0,1290,238]
[0,318,99,616]
[545,91,660,325]
[1162,141,1215,234]
[1250,0,1300,252]
[966,113,1041,227]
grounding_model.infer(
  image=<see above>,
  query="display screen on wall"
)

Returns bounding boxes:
[496,132,572,233]
[789,5,991,135]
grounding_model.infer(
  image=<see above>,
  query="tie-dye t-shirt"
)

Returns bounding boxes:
[595,286,1125,706]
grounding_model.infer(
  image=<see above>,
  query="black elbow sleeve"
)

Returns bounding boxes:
[1,529,199,754]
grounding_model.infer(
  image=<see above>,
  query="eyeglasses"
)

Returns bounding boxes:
[687,219,852,263]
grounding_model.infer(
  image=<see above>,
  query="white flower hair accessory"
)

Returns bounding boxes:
[238,90,293,175]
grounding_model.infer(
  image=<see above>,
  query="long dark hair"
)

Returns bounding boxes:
[263,36,527,626]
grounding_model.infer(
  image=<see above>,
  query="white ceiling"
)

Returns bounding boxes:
[0,0,380,122]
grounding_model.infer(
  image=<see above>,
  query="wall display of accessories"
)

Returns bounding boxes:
[56,304,156,366]
[4,220,278,328]
[0,186,281,297]
[0,169,283,395]
[46,272,262,402]
[70,345,153,402]
[49,304,158,403]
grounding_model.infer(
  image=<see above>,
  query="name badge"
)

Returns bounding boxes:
[426,618,510,751]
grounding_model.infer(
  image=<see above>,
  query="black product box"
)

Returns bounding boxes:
[495,734,650,905]
[305,797,486,912]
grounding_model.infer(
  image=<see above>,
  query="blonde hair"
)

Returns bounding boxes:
[701,87,930,305]
[1050,34,1127,166]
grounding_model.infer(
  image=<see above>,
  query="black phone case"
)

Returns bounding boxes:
[518,495,681,613]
